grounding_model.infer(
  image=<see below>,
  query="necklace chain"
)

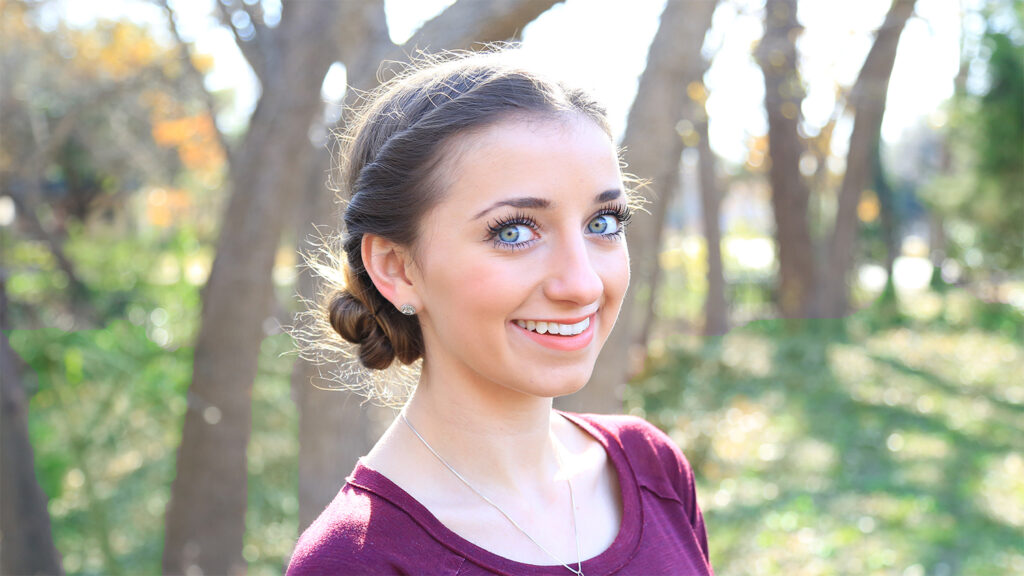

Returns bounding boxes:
[400,413,584,576]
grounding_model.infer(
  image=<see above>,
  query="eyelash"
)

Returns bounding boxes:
[599,204,633,234]
[485,203,633,250]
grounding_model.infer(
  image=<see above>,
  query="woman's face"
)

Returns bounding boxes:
[407,113,630,399]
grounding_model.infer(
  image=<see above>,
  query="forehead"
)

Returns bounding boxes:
[433,113,622,209]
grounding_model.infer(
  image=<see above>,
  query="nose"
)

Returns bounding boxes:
[542,233,604,305]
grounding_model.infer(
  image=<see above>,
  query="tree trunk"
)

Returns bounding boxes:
[824,0,917,317]
[290,138,377,532]
[929,55,968,290]
[875,144,898,284]
[162,3,342,574]
[696,99,728,337]
[287,0,390,534]
[289,0,567,535]
[632,168,680,353]
[1,279,64,576]
[564,0,719,414]
[757,0,817,319]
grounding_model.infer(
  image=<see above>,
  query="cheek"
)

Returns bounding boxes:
[426,251,529,317]
[474,262,536,314]
[601,246,631,308]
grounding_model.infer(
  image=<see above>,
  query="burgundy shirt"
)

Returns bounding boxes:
[287,413,714,575]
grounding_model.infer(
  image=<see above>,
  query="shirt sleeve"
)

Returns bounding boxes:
[601,414,713,566]
[647,418,710,562]
[286,483,466,576]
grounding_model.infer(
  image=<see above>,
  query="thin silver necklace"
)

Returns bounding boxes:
[400,413,584,576]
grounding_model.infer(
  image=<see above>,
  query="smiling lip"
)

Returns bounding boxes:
[510,314,596,351]
[521,314,592,325]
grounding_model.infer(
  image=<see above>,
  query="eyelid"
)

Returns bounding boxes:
[485,212,542,250]
[592,202,632,226]
[486,212,541,235]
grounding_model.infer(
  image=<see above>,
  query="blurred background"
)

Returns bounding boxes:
[1,0,1022,574]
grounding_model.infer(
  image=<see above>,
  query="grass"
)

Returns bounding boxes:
[629,291,1024,576]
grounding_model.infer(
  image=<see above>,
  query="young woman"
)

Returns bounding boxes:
[288,51,713,575]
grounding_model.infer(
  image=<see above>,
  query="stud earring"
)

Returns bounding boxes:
[399,304,416,316]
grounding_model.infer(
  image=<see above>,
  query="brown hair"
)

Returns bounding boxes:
[296,50,624,396]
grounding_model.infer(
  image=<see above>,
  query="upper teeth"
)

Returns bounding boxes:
[515,317,590,336]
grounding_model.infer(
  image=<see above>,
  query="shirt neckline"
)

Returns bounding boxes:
[347,411,643,575]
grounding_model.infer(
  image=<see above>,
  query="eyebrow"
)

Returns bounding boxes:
[472,189,623,220]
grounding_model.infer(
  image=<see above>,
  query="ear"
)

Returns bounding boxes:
[361,234,420,313]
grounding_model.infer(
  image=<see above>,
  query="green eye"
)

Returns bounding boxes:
[588,214,619,235]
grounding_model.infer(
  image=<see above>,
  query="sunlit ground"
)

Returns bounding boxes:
[631,291,1024,576]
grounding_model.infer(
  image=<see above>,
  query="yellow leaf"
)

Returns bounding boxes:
[858,190,880,223]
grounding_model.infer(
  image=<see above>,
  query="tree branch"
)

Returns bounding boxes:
[159,0,236,175]
[22,107,80,188]
[239,0,268,36]
[825,0,918,316]
[215,0,267,83]
[397,0,564,60]
[7,189,97,325]
[408,0,561,49]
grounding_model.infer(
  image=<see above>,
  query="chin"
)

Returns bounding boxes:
[524,365,595,399]
[554,382,589,400]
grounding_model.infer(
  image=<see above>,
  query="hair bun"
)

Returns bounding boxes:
[327,289,397,370]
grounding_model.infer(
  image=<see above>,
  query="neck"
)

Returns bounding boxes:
[401,361,565,495]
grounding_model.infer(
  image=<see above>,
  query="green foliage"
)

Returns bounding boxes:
[9,325,298,576]
[9,321,192,575]
[3,222,209,336]
[965,28,1024,273]
[244,334,300,575]
[630,289,1024,575]
[6,205,301,574]
[976,32,1024,183]
[929,289,1024,341]
[922,8,1024,277]
[3,9,247,574]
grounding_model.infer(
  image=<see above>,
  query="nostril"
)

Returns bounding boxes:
[543,249,604,304]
